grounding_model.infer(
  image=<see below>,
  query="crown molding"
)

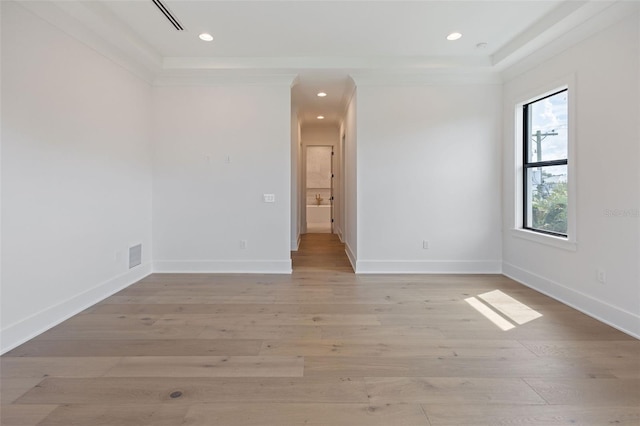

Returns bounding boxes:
[163,56,491,72]
[162,55,492,73]
[492,0,593,68]
[159,56,500,86]
[350,70,502,86]
[154,69,298,87]
[500,0,640,81]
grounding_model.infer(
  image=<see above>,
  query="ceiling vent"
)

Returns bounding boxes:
[152,0,184,31]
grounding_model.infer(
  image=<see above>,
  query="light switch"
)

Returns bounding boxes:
[263,194,275,203]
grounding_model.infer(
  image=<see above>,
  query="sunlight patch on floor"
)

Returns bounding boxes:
[465,289,543,331]
[465,296,516,331]
[478,289,543,325]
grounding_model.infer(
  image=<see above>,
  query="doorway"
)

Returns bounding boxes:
[305,145,333,233]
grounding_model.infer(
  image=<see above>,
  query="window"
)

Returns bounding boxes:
[522,89,568,237]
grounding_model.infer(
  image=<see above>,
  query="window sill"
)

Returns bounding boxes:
[510,228,577,252]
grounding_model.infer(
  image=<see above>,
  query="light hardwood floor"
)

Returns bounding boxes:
[1,233,639,425]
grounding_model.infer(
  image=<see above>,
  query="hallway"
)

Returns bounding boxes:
[291,233,353,273]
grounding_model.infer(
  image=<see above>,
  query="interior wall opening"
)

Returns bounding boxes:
[290,74,355,273]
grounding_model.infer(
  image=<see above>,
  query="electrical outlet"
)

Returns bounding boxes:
[596,268,606,284]
[240,240,247,249]
[422,240,429,249]
[263,194,275,203]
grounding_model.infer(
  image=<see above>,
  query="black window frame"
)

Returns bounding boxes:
[522,89,568,238]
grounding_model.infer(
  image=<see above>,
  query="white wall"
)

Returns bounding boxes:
[354,83,503,273]
[152,83,292,273]
[502,13,640,337]
[343,91,358,267]
[1,2,153,352]
[335,127,344,242]
[290,99,300,250]
[301,125,340,145]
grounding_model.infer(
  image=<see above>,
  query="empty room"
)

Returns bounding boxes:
[1,0,639,425]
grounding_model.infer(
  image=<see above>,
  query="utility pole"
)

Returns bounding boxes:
[533,130,558,162]
[532,130,559,196]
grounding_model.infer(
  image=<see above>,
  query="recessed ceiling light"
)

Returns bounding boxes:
[199,33,213,42]
[317,115,325,120]
[446,32,462,41]
[317,92,327,97]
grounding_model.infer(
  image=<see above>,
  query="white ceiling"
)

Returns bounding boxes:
[105,1,561,58]
[26,0,626,125]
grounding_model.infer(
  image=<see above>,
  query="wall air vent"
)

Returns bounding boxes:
[129,244,142,269]
[151,0,184,31]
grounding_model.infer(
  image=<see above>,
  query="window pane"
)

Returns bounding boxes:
[526,91,567,163]
[526,165,567,234]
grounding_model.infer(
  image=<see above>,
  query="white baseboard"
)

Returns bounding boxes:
[345,242,357,272]
[154,260,292,274]
[355,260,502,274]
[503,261,640,339]
[0,263,152,354]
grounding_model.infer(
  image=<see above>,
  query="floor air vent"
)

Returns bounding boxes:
[129,244,142,269]
[152,0,184,31]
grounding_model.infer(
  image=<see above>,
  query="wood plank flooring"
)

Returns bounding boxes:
[1,233,639,425]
